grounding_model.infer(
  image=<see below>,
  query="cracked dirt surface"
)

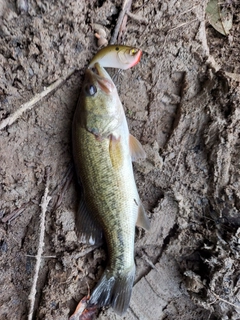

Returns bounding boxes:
[0,0,240,319]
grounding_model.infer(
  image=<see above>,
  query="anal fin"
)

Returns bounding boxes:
[76,196,103,245]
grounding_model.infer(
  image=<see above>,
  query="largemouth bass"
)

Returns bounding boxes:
[72,63,150,315]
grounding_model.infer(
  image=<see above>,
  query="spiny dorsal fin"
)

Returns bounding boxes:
[136,202,150,231]
[129,134,146,161]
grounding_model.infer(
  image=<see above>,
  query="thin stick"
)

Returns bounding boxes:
[26,255,57,259]
[74,245,100,259]
[180,4,200,16]
[0,70,75,131]
[141,251,159,272]
[170,145,183,183]
[168,18,198,32]
[210,291,240,310]
[110,0,132,44]
[126,10,148,24]
[28,167,52,320]
[1,203,28,223]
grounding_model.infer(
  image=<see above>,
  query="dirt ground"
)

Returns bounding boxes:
[0,0,240,319]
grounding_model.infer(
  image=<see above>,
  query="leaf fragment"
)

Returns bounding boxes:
[206,0,233,36]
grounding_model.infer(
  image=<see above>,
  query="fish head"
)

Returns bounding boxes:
[79,63,123,138]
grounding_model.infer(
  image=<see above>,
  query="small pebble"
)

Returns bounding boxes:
[16,0,28,14]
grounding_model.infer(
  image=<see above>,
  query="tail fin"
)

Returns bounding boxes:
[88,265,135,315]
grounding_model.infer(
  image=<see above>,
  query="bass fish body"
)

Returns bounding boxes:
[72,63,150,315]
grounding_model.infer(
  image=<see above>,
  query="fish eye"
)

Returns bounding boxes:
[85,84,97,96]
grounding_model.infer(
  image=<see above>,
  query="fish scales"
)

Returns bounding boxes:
[73,121,136,272]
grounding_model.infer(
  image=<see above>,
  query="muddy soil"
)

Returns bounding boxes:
[0,1,240,319]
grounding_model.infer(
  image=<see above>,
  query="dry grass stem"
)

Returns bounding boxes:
[0,70,75,131]
[28,168,52,320]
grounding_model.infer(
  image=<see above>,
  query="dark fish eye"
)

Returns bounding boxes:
[85,84,97,96]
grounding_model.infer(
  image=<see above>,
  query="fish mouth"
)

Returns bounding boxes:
[87,63,115,94]
[94,63,104,77]
[91,62,112,80]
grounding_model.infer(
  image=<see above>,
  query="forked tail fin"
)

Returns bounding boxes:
[88,265,135,315]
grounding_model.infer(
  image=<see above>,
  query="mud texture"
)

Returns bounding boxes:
[0,1,240,319]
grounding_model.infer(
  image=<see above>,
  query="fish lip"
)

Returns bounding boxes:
[85,63,101,76]
[86,63,115,93]
[94,62,105,77]
[87,62,102,76]
[90,62,114,84]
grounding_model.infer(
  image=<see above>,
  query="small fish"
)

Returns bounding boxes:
[88,45,142,70]
[72,63,150,315]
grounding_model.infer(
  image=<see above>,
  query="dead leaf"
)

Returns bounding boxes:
[206,0,233,36]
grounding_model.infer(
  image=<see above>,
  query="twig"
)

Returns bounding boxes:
[180,4,200,16]
[126,10,148,24]
[168,18,198,32]
[141,251,159,272]
[28,167,52,320]
[170,145,183,183]
[0,70,75,131]
[26,255,57,259]
[110,0,132,44]
[74,245,100,259]
[1,203,28,223]
[210,291,240,310]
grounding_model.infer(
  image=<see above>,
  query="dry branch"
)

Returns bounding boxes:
[28,168,52,320]
[110,0,132,44]
[0,70,75,131]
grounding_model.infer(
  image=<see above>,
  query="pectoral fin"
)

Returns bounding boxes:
[76,196,103,245]
[136,202,150,231]
[129,134,146,161]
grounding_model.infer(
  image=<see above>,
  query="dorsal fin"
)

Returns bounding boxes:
[129,134,146,161]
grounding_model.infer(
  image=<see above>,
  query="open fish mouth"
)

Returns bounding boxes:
[93,63,102,76]
[86,63,115,94]
[88,63,113,81]
[87,62,104,77]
